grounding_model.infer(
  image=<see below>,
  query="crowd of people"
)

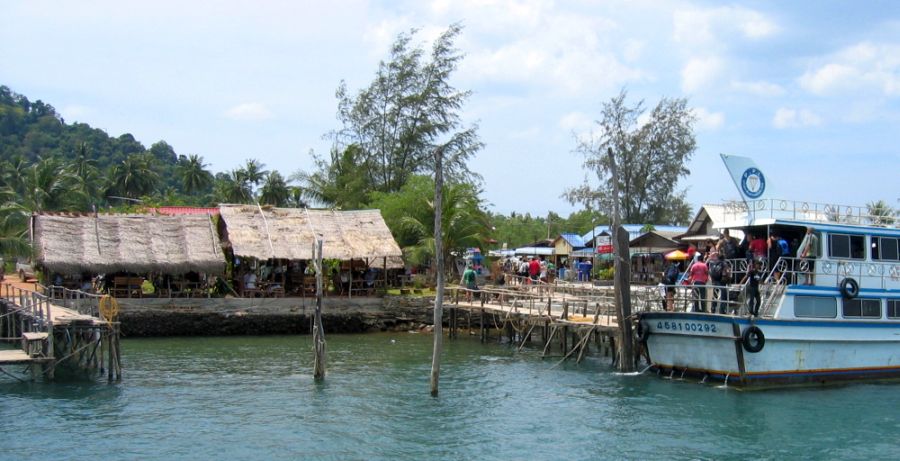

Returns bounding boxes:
[660,227,820,314]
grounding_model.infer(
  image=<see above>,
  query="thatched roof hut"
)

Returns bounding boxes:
[218,205,403,266]
[33,213,225,276]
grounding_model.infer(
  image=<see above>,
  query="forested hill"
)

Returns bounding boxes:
[0,85,181,179]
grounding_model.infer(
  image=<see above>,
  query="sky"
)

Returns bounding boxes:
[2,0,899,220]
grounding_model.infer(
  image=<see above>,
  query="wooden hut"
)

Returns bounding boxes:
[32,213,225,296]
[217,205,403,296]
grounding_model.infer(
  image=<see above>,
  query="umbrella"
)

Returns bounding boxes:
[664,249,690,261]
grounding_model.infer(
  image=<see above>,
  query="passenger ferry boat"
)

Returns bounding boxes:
[638,157,900,388]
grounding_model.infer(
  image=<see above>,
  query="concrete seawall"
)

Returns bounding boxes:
[117,296,440,337]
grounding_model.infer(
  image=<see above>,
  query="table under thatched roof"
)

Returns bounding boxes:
[34,213,225,276]
[218,205,403,265]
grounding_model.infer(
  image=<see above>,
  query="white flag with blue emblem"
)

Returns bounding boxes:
[720,154,769,203]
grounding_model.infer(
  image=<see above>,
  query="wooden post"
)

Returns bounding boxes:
[313,239,326,380]
[607,147,636,372]
[430,146,445,397]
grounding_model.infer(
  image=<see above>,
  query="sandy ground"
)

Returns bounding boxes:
[0,275,37,292]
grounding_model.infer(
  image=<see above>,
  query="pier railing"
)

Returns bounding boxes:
[1,282,56,333]
[37,284,103,318]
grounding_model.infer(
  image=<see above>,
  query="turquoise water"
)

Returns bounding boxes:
[1,333,898,460]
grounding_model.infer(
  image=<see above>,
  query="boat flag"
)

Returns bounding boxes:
[720,154,771,223]
[720,154,770,202]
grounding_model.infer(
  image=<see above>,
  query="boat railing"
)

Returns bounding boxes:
[720,199,899,228]
[635,281,754,316]
[761,256,899,291]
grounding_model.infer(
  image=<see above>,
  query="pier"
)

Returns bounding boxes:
[446,277,632,365]
[0,283,121,382]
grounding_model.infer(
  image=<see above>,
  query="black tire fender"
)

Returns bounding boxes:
[840,277,859,299]
[742,325,765,353]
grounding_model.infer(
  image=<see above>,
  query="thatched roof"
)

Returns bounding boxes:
[34,213,225,276]
[218,205,403,266]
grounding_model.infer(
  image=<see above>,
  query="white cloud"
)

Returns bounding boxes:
[558,111,593,137]
[681,56,724,93]
[693,107,725,130]
[224,103,274,121]
[799,42,900,96]
[673,6,778,46]
[441,3,644,96]
[731,80,785,97]
[772,107,822,129]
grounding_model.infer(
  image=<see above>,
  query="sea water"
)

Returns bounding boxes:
[1,333,898,460]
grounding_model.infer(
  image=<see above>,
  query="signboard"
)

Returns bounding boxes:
[595,236,613,254]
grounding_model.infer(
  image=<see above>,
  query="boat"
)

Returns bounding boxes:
[637,155,900,388]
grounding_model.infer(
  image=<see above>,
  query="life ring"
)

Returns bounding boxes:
[839,277,859,299]
[635,321,650,342]
[742,325,765,353]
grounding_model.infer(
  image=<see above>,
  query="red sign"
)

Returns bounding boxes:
[597,245,614,254]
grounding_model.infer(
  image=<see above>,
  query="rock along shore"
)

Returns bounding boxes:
[117,295,439,337]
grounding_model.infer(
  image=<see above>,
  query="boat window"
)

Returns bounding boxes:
[794,296,837,318]
[888,300,900,319]
[872,236,899,261]
[829,234,865,259]
[842,298,881,319]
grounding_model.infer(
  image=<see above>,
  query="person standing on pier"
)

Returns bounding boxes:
[461,264,477,302]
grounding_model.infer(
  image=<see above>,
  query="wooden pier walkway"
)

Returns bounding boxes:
[0,282,121,382]
[444,278,630,364]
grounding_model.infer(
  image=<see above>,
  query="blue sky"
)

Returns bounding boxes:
[2,0,898,219]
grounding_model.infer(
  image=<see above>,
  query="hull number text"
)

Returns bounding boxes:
[656,321,718,334]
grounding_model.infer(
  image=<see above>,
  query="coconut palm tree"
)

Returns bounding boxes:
[23,157,78,212]
[109,153,160,199]
[400,182,487,275]
[241,159,268,191]
[213,169,253,204]
[178,154,214,196]
[867,200,896,227]
[258,171,291,207]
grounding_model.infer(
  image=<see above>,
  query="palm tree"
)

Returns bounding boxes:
[178,154,214,195]
[241,158,268,191]
[23,157,78,212]
[0,199,32,258]
[66,143,102,209]
[291,145,370,209]
[258,171,291,206]
[867,200,896,227]
[400,182,487,275]
[213,169,253,204]
[110,153,160,199]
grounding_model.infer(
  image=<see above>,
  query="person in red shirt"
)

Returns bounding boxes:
[688,254,709,312]
[749,234,767,261]
[528,257,541,283]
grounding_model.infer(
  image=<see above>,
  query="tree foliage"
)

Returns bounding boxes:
[369,175,487,269]
[566,90,696,225]
[315,23,481,198]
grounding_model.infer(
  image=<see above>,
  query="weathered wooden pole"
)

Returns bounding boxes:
[607,147,636,372]
[313,239,327,380]
[430,146,445,397]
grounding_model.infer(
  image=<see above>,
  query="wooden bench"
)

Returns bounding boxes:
[112,276,144,298]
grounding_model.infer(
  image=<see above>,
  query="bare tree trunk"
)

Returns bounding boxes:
[313,239,327,380]
[430,147,445,397]
[607,148,636,372]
